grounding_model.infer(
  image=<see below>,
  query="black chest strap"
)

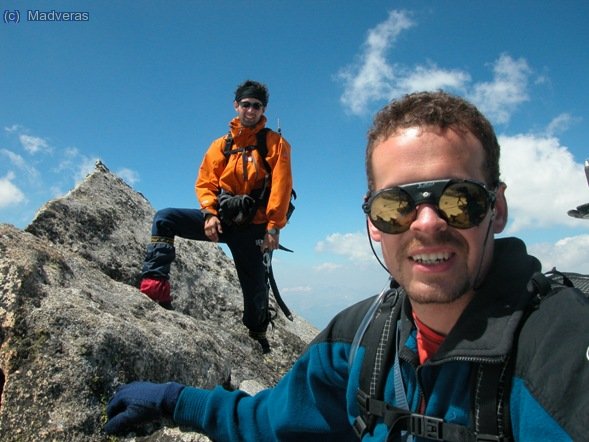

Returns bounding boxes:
[356,387,511,442]
[223,128,271,180]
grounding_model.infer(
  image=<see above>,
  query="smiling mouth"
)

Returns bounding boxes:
[410,252,451,264]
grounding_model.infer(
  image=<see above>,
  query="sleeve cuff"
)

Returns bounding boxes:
[172,386,211,429]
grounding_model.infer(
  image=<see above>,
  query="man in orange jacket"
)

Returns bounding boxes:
[139,80,293,353]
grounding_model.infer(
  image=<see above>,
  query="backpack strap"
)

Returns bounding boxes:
[353,288,403,438]
[255,128,272,174]
[473,359,514,441]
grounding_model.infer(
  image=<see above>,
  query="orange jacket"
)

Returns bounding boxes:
[195,116,293,231]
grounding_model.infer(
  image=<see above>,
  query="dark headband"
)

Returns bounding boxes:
[235,86,267,106]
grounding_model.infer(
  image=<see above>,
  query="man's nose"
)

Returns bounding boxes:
[410,204,447,233]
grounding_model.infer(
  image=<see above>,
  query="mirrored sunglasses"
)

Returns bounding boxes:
[363,179,496,234]
[239,101,263,110]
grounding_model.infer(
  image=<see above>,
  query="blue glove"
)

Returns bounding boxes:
[104,381,185,435]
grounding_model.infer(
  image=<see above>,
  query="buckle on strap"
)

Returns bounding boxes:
[356,389,370,412]
[356,390,386,416]
[354,390,388,439]
[353,416,368,439]
[409,414,444,441]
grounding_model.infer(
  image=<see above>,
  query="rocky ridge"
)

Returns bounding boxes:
[0,161,318,441]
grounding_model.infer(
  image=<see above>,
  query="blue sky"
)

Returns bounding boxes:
[2,1,588,328]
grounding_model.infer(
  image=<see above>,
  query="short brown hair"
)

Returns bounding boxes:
[366,91,501,191]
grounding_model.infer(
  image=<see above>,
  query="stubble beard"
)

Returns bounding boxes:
[405,272,473,305]
[396,231,475,305]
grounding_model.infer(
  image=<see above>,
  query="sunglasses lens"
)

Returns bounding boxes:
[439,182,490,228]
[240,101,262,110]
[368,188,415,233]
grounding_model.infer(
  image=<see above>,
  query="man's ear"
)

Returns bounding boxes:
[233,100,239,112]
[367,219,383,242]
[492,183,508,234]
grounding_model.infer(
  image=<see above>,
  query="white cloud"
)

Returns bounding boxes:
[19,134,51,154]
[468,54,531,124]
[400,64,470,92]
[0,172,26,208]
[500,133,589,231]
[1,149,27,169]
[545,113,578,137]
[337,10,414,115]
[4,124,22,134]
[338,11,532,124]
[314,262,342,272]
[528,235,589,273]
[338,13,531,122]
[116,168,140,186]
[315,231,374,262]
[1,148,40,182]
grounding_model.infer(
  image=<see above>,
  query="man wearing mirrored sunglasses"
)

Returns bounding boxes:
[138,79,293,354]
[106,91,587,441]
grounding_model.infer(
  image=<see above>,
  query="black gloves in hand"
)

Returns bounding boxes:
[218,191,257,225]
[104,381,185,435]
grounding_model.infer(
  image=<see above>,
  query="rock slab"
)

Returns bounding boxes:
[0,161,317,441]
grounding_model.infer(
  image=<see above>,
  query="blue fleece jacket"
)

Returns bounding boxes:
[173,238,587,441]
